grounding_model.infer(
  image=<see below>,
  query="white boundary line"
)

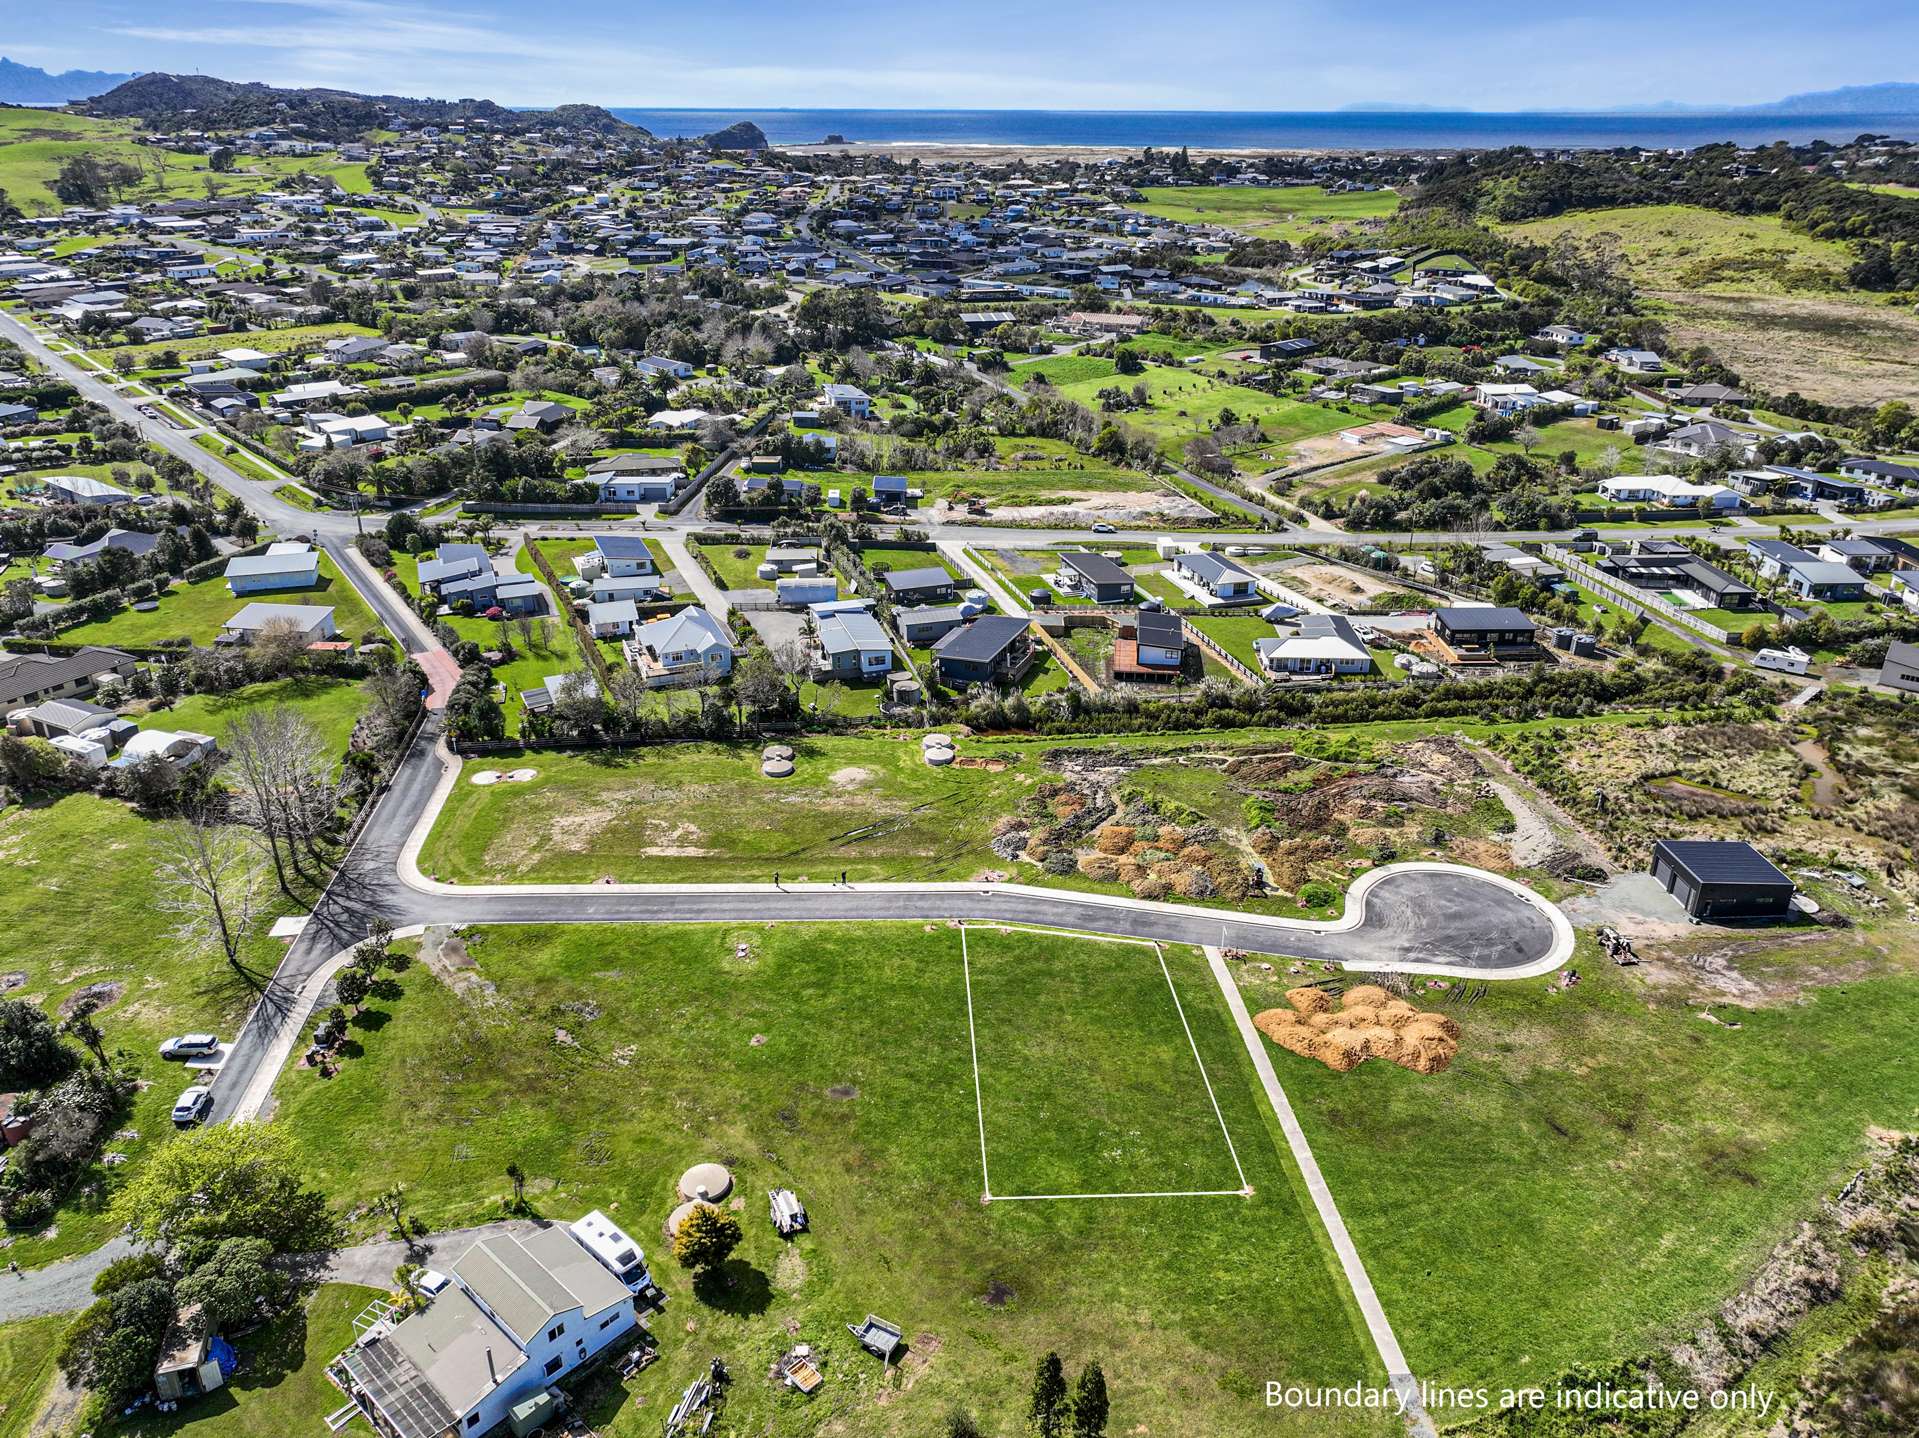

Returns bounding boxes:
[1154,943,1252,1196]
[1203,943,1434,1436]
[964,923,1249,1203]
[959,923,994,1201]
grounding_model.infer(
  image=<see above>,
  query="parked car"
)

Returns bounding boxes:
[160,1033,220,1061]
[172,1086,212,1126]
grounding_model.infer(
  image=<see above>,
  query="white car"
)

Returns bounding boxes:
[171,1086,212,1127]
[1090,522,1116,534]
[160,1033,220,1061]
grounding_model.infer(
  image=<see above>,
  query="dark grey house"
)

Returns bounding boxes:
[1650,839,1795,920]
[1056,551,1136,605]
[881,565,957,605]
[895,602,967,647]
[1433,607,1537,649]
[932,615,1034,687]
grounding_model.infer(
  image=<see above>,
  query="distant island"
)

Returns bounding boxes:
[0,56,135,105]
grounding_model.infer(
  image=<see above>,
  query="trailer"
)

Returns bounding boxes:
[846,1315,904,1362]
[768,1188,807,1236]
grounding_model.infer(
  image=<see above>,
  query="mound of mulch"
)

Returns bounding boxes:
[1254,984,1460,1075]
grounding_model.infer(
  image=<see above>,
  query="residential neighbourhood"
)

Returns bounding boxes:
[0,22,1915,1438]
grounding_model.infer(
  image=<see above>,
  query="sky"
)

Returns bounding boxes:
[4,0,1917,112]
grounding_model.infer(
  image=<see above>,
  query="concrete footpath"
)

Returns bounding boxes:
[1203,945,1436,1438]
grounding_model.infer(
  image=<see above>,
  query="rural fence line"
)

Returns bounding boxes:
[1541,544,1731,644]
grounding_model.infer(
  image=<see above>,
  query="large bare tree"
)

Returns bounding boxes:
[225,706,340,894]
[153,810,268,982]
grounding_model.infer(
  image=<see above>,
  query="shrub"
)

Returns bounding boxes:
[1076,852,1119,881]
[1298,881,1338,909]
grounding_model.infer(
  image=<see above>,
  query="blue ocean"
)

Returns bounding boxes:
[607,107,1919,151]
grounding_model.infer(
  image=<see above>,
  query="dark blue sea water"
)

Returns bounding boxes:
[608,107,1919,151]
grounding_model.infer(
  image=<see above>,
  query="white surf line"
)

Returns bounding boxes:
[1202,943,1434,1437]
[1155,943,1252,1196]
[959,923,994,1202]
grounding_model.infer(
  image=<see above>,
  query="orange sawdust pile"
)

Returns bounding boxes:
[1252,983,1460,1075]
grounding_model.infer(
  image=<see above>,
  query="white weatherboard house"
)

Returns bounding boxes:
[225,543,320,595]
[1169,550,1259,603]
[1596,475,1740,510]
[332,1226,637,1438]
[220,602,337,644]
[622,605,736,687]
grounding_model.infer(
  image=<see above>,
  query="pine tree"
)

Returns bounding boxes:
[1071,1361,1109,1438]
[1029,1351,1067,1438]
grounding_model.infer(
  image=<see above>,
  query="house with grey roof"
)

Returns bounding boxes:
[809,600,894,679]
[219,602,337,644]
[0,647,137,710]
[1784,561,1867,602]
[224,543,319,595]
[932,614,1035,687]
[1170,550,1258,602]
[331,1224,637,1438]
[880,565,956,605]
[44,528,161,569]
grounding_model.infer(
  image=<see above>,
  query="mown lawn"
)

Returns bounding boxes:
[58,553,383,648]
[1246,923,1919,1415]
[112,1284,380,1438]
[132,674,370,754]
[0,1314,64,1438]
[271,922,1381,1438]
[1185,614,1274,669]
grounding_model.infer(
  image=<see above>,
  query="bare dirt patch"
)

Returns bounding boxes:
[829,766,874,789]
[59,980,124,1016]
[933,487,1212,527]
[1633,928,1898,1006]
[1282,560,1407,607]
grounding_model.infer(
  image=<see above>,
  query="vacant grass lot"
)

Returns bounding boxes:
[1133,185,1400,241]
[967,927,1245,1198]
[58,552,382,648]
[1047,366,1350,472]
[271,922,1380,1438]
[132,674,370,754]
[1241,923,1919,1414]
[1497,204,1919,404]
[422,737,1024,884]
[0,792,329,1268]
[91,322,381,371]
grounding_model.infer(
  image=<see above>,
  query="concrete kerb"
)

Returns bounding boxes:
[227,923,428,1124]
[397,737,1575,978]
